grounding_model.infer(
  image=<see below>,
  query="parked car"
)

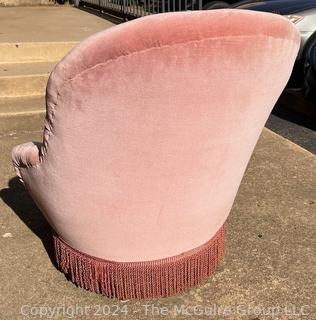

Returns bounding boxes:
[204,0,316,99]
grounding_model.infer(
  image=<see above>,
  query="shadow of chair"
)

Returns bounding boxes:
[0,177,57,267]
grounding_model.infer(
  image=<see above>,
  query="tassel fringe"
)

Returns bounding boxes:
[53,224,225,299]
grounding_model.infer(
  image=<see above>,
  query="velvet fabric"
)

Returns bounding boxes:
[12,10,299,263]
[53,224,226,299]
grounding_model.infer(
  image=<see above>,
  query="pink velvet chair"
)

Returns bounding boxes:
[12,10,299,299]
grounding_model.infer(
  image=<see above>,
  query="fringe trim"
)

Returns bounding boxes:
[53,224,225,299]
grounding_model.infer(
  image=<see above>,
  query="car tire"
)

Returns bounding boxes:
[57,0,66,4]
[303,32,316,100]
[202,1,230,10]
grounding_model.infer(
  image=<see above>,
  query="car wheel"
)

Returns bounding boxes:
[203,1,230,10]
[303,32,316,100]
[57,0,66,4]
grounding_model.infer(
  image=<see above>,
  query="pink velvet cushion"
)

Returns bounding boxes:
[12,10,299,263]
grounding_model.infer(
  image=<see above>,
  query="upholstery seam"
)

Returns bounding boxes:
[29,34,297,170]
[67,34,298,83]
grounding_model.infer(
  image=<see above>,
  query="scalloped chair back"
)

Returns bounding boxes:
[12,10,299,299]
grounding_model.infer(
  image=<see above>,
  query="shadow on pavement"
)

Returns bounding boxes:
[266,90,316,154]
[0,177,57,267]
[272,104,316,131]
[76,5,123,25]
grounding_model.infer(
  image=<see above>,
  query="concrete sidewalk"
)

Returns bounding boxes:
[0,6,114,43]
[0,128,315,319]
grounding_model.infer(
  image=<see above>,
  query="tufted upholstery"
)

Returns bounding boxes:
[12,10,299,298]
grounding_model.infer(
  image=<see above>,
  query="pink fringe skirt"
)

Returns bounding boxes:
[53,224,226,299]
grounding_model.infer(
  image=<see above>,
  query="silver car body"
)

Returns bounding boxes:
[287,8,316,60]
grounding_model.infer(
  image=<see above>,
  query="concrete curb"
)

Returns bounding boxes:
[0,42,78,63]
[0,0,55,6]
